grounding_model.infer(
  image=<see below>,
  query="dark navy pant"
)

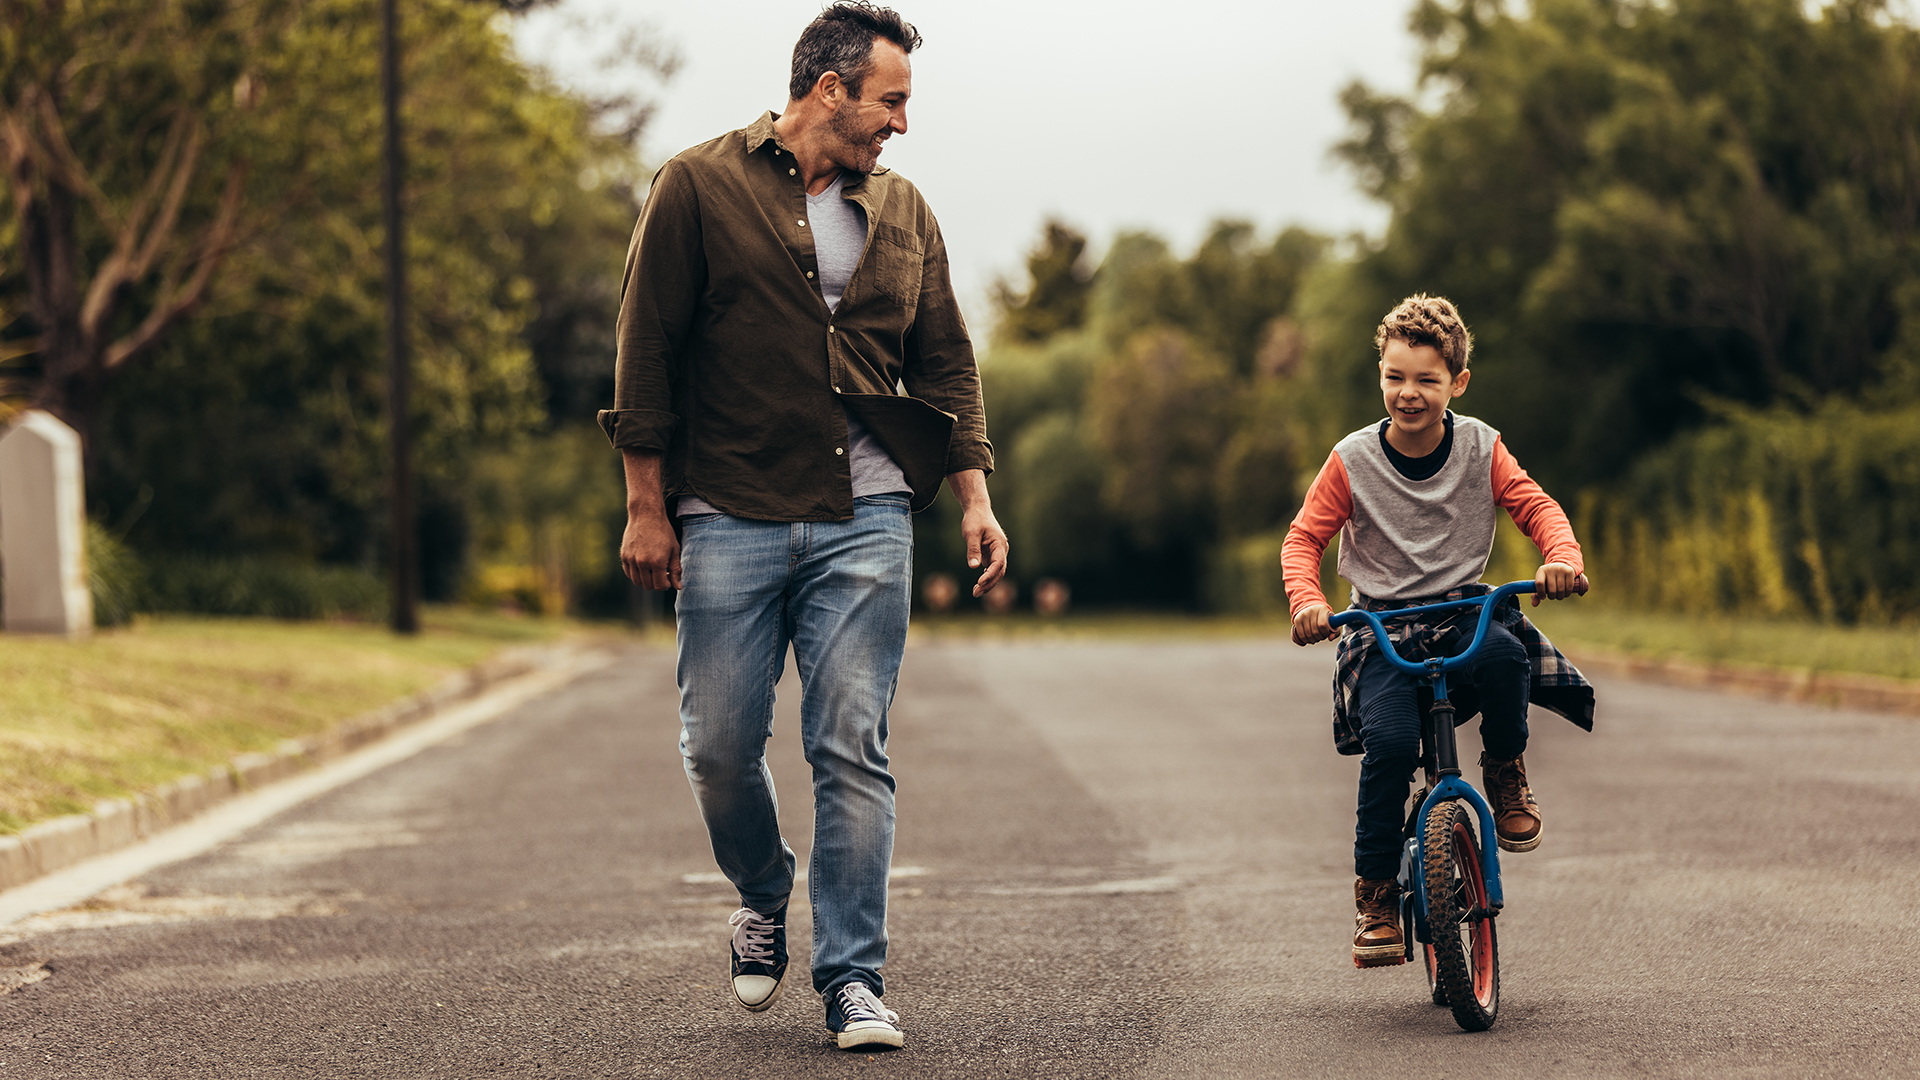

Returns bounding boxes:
[1353,621,1530,881]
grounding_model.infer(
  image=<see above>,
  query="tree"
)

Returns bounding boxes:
[1329,0,1920,489]
[991,219,1093,345]
[75,0,660,610]
[0,0,280,460]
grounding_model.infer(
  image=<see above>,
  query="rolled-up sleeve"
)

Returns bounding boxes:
[900,219,994,476]
[597,160,704,450]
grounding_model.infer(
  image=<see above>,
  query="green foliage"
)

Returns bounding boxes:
[955,219,1327,611]
[991,220,1093,346]
[1329,0,1920,492]
[142,555,387,619]
[1582,401,1920,622]
[462,426,625,615]
[86,521,146,628]
[69,0,651,610]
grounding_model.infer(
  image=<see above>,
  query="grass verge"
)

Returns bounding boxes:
[1521,603,1920,682]
[0,607,600,834]
[911,603,1920,683]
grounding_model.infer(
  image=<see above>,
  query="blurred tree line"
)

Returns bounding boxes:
[7,0,1918,625]
[1,0,661,620]
[927,0,1920,620]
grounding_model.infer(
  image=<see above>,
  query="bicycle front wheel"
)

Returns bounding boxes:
[1422,799,1499,1030]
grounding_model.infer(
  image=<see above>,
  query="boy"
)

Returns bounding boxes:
[1283,294,1595,968]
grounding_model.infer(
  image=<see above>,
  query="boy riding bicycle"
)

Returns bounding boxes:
[1283,294,1596,968]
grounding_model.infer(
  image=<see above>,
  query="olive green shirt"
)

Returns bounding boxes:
[597,112,993,521]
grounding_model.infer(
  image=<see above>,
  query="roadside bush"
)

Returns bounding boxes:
[86,522,146,627]
[1583,402,1920,622]
[141,556,387,620]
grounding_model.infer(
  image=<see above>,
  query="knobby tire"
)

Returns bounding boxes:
[1422,799,1498,1030]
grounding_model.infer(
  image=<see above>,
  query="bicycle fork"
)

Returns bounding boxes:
[1400,664,1505,958]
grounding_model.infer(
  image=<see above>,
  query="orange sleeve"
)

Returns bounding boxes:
[1282,450,1353,616]
[1491,437,1583,574]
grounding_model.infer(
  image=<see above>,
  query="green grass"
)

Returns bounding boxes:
[1522,603,1920,682]
[0,607,595,834]
[911,603,1920,684]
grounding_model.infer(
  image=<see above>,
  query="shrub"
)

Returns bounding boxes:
[141,556,387,620]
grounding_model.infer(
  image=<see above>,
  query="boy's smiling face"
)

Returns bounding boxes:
[1379,338,1471,456]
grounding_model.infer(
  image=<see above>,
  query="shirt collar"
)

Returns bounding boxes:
[742,110,889,179]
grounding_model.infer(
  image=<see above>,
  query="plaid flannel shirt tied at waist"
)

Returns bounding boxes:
[1329,582,1596,756]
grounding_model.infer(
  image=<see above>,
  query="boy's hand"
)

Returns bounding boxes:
[1532,562,1588,605]
[1291,603,1334,646]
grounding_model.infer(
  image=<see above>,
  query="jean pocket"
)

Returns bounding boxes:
[855,494,911,511]
[678,512,727,527]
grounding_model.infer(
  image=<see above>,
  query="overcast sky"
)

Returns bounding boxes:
[511,0,1423,323]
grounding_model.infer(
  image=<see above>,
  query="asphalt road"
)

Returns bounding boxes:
[3,636,1917,1078]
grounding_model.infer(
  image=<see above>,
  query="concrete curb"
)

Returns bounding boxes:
[1568,645,1920,716]
[0,641,588,892]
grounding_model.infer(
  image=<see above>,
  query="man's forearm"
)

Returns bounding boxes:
[623,448,669,519]
[946,468,991,510]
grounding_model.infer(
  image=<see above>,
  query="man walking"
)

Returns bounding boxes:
[597,2,1005,1052]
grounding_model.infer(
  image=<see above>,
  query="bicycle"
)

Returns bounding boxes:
[1328,578,1584,1032]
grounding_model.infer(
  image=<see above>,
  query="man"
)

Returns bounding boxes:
[597,2,1006,1053]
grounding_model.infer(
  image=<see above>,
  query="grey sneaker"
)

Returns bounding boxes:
[825,982,903,1050]
[727,906,787,1012]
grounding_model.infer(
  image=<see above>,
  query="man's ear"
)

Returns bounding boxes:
[1452,368,1472,397]
[816,71,845,108]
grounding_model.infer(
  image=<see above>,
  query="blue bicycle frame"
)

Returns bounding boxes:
[1328,580,1539,921]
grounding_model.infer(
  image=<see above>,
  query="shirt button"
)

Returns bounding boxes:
[798,219,807,227]
[789,168,796,176]
[806,270,814,278]
[835,448,845,456]
[827,325,835,333]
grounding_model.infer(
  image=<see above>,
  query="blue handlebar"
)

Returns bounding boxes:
[1327,580,1538,676]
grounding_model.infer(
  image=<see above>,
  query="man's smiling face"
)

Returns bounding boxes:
[827,40,910,173]
[1378,337,1469,447]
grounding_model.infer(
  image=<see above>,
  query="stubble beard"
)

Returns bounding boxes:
[829,103,886,173]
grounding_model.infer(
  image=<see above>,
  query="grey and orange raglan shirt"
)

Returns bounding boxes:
[1281,411,1595,754]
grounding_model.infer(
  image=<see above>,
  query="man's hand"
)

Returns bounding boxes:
[620,449,682,591]
[1291,603,1333,647]
[1532,562,1588,605]
[947,469,1008,598]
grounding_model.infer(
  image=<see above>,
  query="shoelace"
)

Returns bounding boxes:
[1490,764,1536,811]
[1356,887,1398,933]
[728,907,779,963]
[837,983,899,1025]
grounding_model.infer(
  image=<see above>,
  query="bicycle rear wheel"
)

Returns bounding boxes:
[1422,799,1498,1030]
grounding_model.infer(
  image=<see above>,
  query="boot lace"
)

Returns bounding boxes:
[836,982,899,1026]
[1488,758,1536,812]
[728,907,779,963]
[1357,883,1399,934]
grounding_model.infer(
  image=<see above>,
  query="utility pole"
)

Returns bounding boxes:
[382,0,418,634]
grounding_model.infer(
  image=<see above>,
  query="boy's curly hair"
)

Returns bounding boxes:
[1374,294,1473,376]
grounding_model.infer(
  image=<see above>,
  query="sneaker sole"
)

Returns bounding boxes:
[1496,821,1543,853]
[836,1025,904,1051]
[731,973,787,1013]
[1353,942,1406,968]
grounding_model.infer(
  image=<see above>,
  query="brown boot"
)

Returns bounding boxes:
[1352,877,1406,968]
[1482,752,1543,852]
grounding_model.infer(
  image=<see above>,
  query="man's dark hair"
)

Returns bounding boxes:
[788,2,921,102]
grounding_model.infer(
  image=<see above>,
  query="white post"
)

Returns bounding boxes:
[0,410,93,636]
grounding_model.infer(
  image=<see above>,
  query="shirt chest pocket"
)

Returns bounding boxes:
[865,223,924,311]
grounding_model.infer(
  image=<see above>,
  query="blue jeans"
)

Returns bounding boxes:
[1353,621,1530,881]
[674,495,912,997]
